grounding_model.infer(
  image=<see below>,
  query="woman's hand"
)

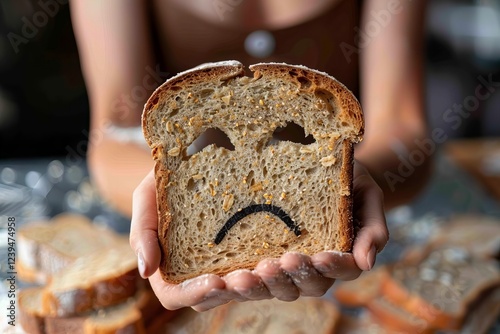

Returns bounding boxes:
[129,160,388,311]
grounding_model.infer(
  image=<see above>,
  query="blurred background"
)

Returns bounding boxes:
[1,2,499,332]
[0,0,499,223]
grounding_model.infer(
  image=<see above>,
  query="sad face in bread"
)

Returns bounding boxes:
[142,61,363,283]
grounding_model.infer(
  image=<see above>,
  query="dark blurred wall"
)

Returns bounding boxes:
[0,0,89,159]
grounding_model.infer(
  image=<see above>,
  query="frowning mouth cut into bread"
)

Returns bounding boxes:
[142,61,364,283]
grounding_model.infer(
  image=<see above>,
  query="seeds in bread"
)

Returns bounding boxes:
[142,61,364,283]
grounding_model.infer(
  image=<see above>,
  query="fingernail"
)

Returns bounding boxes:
[137,251,146,278]
[367,246,376,271]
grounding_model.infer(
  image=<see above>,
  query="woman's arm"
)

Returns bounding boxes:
[356,0,430,210]
[70,0,158,216]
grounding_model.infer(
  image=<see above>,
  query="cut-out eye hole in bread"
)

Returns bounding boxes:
[142,61,364,283]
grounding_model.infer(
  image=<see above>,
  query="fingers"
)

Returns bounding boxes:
[223,269,272,301]
[254,259,299,301]
[195,269,277,312]
[352,162,389,271]
[279,253,334,297]
[130,170,161,278]
[149,271,226,310]
[311,251,361,280]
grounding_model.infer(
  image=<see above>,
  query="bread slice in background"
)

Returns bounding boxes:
[381,247,500,331]
[162,297,340,334]
[41,242,139,317]
[403,215,500,263]
[19,287,163,334]
[333,245,500,332]
[216,298,340,334]
[334,267,434,334]
[18,287,46,334]
[334,266,386,307]
[142,61,364,283]
[17,213,126,284]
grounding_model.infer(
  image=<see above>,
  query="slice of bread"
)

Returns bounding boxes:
[18,213,126,284]
[41,242,139,317]
[160,306,222,334]
[460,286,500,334]
[161,297,340,334]
[403,215,500,263]
[381,247,500,330]
[365,297,433,334]
[215,298,341,334]
[333,266,386,307]
[18,287,46,334]
[142,61,364,283]
[19,288,163,334]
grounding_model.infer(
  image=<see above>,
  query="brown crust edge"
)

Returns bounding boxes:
[366,297,434,334]
[339,140,355,251]
[42,268,140,317]
[380,264,464,330]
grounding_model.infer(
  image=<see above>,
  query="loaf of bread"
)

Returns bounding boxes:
[142,61,364,283]
[17,213,126,284]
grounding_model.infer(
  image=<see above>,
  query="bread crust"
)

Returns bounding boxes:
[380,259,500,330]
[42,268,139,317]
[144,61,364,283]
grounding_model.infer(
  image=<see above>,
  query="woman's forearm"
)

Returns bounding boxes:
[88,135,153,217]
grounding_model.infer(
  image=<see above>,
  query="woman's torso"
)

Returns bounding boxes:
[150,0,361,95]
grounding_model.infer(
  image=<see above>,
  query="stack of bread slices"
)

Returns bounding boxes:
[334,215,500,334]
[16,213,170,334]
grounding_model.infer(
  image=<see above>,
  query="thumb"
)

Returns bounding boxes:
[130,169,161,278]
